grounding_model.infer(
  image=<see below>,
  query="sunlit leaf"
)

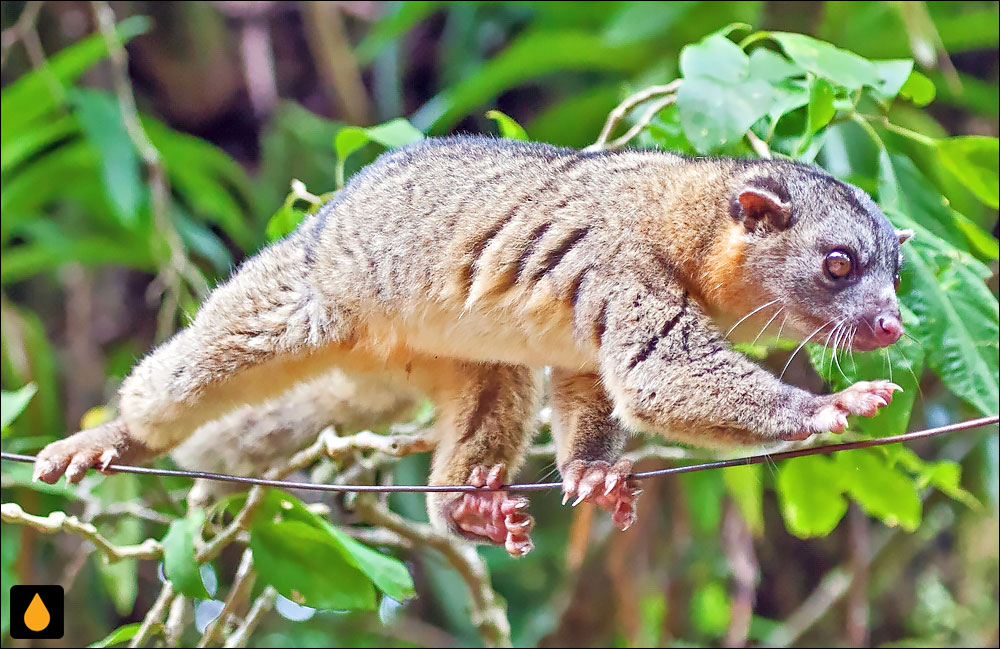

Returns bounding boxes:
[777,455,847,538]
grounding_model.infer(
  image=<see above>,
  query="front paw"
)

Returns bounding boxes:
[788,380,902,440]
[561,459,642,531]
[444,465,535,557]
[33,419,136,484]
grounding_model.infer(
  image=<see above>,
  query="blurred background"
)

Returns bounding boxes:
[1,2,998,647]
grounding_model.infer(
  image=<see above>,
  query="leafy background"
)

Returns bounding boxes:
[1,2,998,647]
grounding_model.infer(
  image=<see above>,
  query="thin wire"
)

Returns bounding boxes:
[1,416,996,494]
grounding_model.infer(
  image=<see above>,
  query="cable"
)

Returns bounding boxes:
[1,416,996,493]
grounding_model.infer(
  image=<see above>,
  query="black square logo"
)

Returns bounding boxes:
[9,585,64,639]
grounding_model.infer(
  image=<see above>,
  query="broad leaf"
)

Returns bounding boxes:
[777,455,847,538]
[162,508,211,599]
[0,383,37,433]
[936,136,1000,209]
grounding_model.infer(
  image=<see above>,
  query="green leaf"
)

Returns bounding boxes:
[807,306,925,438]
[677,77,774,153]
[1,527,21,637]
[836,449,921,531]
[485,110,528,140]
[723,464,764,536]
[254,490,414,602]
[879,152,997,260]
[0,16,150,145]
[70,89,145,228]
[0,114,77,175]
[899,70,936,107]
[680,471,725,534]
[325,526,416,602]
[0,382,37,433]
[936,136,1000,209]
[94,475,141,614]
[747,47,803,83]
[162,508,211,599]
[913,459,980,510]
[806,76,836,134]
[335,118,424,187]
[413,30,653,133]
[777,455,847,538]
[871,59,914,102]
[354,1,441,63]
[266,204,307,243]
[770,32,879,90]
[692,581,732,637]
[250,519,376,610]
[680,33,749,83]
[88,622,142,648]
[886,209,999,417]
[603,1,697,46]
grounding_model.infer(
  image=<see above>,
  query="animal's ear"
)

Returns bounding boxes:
[895,228,914,245]
[732,178,791,232]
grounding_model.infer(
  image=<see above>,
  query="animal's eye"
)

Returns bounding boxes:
[824,250,852,279]
[894,273,901,292]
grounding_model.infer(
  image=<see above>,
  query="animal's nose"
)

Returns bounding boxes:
[874,312,903,346]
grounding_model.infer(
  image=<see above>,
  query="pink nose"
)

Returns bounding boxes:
[875,313,903,346]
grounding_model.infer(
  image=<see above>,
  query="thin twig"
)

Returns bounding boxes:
[198,549,257,647]
[353,495,512,648]
[0,502,163,562]
[224,587,276,648]
[586,81,682,151]
[91,1,207,340]
[0,1,44,70]
[130,582,175,648]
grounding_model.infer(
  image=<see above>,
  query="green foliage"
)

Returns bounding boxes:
[162,508,211,599]
[250,490,414,610]
[1,2,997,646]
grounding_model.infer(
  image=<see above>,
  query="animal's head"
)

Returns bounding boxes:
[730,162,910,352]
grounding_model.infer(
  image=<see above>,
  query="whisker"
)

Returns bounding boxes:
[776,312,789,341]
[832,325,850,382]
[781,320,832,380]
[883,346,893,383]
[848,324,859,373]
[820,318,847,376]
[725,299,781,340]
[752,306,785,345]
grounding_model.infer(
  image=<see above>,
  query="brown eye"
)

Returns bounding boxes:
[825,250,852,279]
[893,273,900,292]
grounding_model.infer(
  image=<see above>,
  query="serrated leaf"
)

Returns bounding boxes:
[250,519,376,610]
[770,32,879,90]
[836,449,921,531]
[777,455,847,538]
[936,136,999,209]
[886,209,999,417]
[0,382,37,433]
[485,110,528,141]
[162,508,210,599]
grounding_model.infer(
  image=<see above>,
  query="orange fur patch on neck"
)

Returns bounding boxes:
[694,221,756,317]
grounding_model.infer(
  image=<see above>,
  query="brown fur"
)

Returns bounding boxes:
[34,137,906,550]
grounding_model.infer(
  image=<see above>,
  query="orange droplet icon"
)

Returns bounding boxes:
[24,593,50,632]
